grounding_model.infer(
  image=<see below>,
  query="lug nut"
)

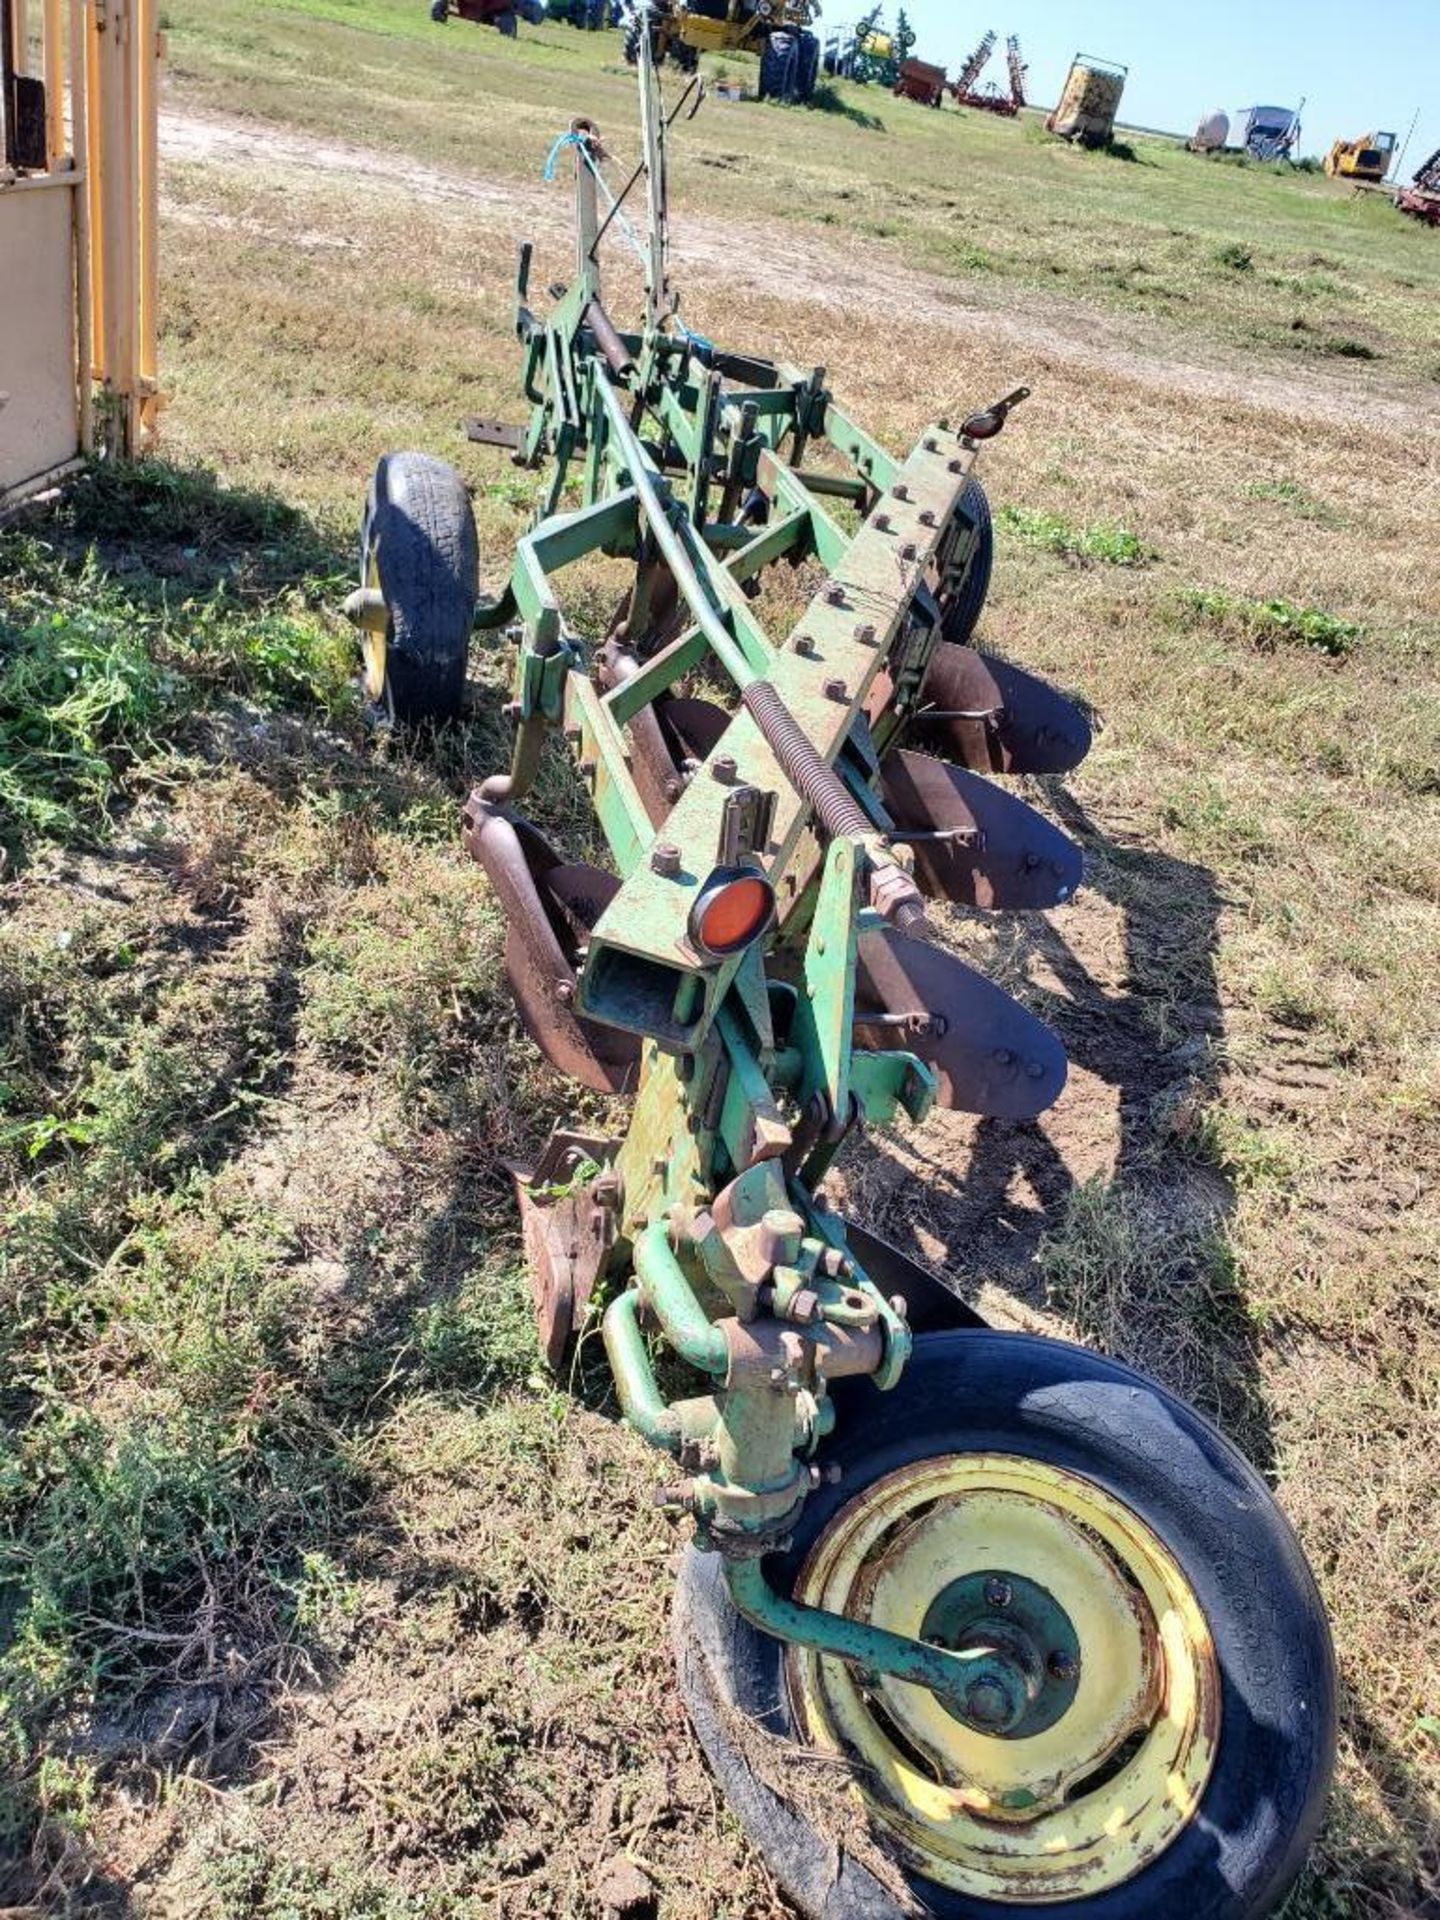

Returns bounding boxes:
[651,841,682,878]
[984,1577,1013,1609]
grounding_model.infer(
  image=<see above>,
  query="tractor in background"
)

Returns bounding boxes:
[626,0,823,104]
[430,0,547,31]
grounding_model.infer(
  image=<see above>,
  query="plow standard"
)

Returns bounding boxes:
[348,40,1336,1918]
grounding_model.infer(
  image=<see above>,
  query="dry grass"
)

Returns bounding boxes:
[2,6,1438,1916]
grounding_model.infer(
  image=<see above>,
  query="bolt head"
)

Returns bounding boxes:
[893,482,911,502]
[875,511,892,532]
[964,1678,1011,1728]
[823,677,848,703]
[983,1577,1013,1609]
[651,841,682,878]
[713,753,738,782]
[919,508,937,528]
[794,633,816,657]
[900,541,919,563]
[1048,1650,1080,1683]
[824,582,846,607]
[854,621,877,645]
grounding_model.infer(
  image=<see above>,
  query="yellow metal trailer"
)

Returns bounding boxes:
[1,0,161,514]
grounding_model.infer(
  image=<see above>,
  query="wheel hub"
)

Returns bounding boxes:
[921,1569,1081,1738]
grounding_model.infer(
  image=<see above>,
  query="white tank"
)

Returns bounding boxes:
[1193,109,1230,151]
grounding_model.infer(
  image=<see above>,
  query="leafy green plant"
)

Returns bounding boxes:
[1175,587,1361,656]
[998,505,1148,567]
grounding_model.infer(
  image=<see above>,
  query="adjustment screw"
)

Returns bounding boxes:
[651,841,682,878]
[823,677,848,703]
[984,1578,1014,1609]
[794,633,816,658]
[713,753,738,783]
[854,620,877,646]
[1048,1650,1080,1683]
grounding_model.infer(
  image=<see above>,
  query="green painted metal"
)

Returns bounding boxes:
[446,29,1034,1715]
[725,1558,1047,1725]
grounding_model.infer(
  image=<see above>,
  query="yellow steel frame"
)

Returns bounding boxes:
[1,0,161,508]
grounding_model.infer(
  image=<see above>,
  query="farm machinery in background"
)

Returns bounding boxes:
[1397,147,1440,227]
[346,27,1335,1918]
[1046,52,1127,148]
[893,30,1028,116]
[429,0,547,30]
[625,0,824,104]
[950,29,1026,116]
[1324,128,1397,183]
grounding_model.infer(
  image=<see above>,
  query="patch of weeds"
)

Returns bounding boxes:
[0,565,176,848]
[0,498,355,864]
[1321,336,1379,360]
[1037,1181,1252,1418]
[1174,588,1360,657]
[1215,242,1254,271]
[997,505,1148,567]
[298,868,503,1090]
[1241,477,1343,526]
[1159,780,1274,864]
[1184,1105,1305,1192]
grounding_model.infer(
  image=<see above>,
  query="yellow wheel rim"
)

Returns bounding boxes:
[785,1454,1220,1903]
[359,548,390,707]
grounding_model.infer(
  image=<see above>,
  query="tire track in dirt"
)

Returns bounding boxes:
[161,106,1440,445]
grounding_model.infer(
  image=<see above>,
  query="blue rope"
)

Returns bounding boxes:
[542,130,586,183]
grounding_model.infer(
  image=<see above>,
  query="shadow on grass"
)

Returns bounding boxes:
[851,784,1272,1463]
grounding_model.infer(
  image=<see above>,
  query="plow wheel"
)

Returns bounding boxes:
[675,1332,1335,1920]
[358,452,477,725]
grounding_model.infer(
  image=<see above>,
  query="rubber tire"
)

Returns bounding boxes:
[360,453,478,725]
[674,1330,1335,1920]
[760,30,798,103]
[796,29,821,102]
[937,476,993,645]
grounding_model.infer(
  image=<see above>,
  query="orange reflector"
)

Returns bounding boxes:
[690,867,776,959]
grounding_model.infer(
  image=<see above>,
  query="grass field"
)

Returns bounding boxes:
[2,7,1439,1916]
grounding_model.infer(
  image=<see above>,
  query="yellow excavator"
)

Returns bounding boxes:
[1324,130,1397,183]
